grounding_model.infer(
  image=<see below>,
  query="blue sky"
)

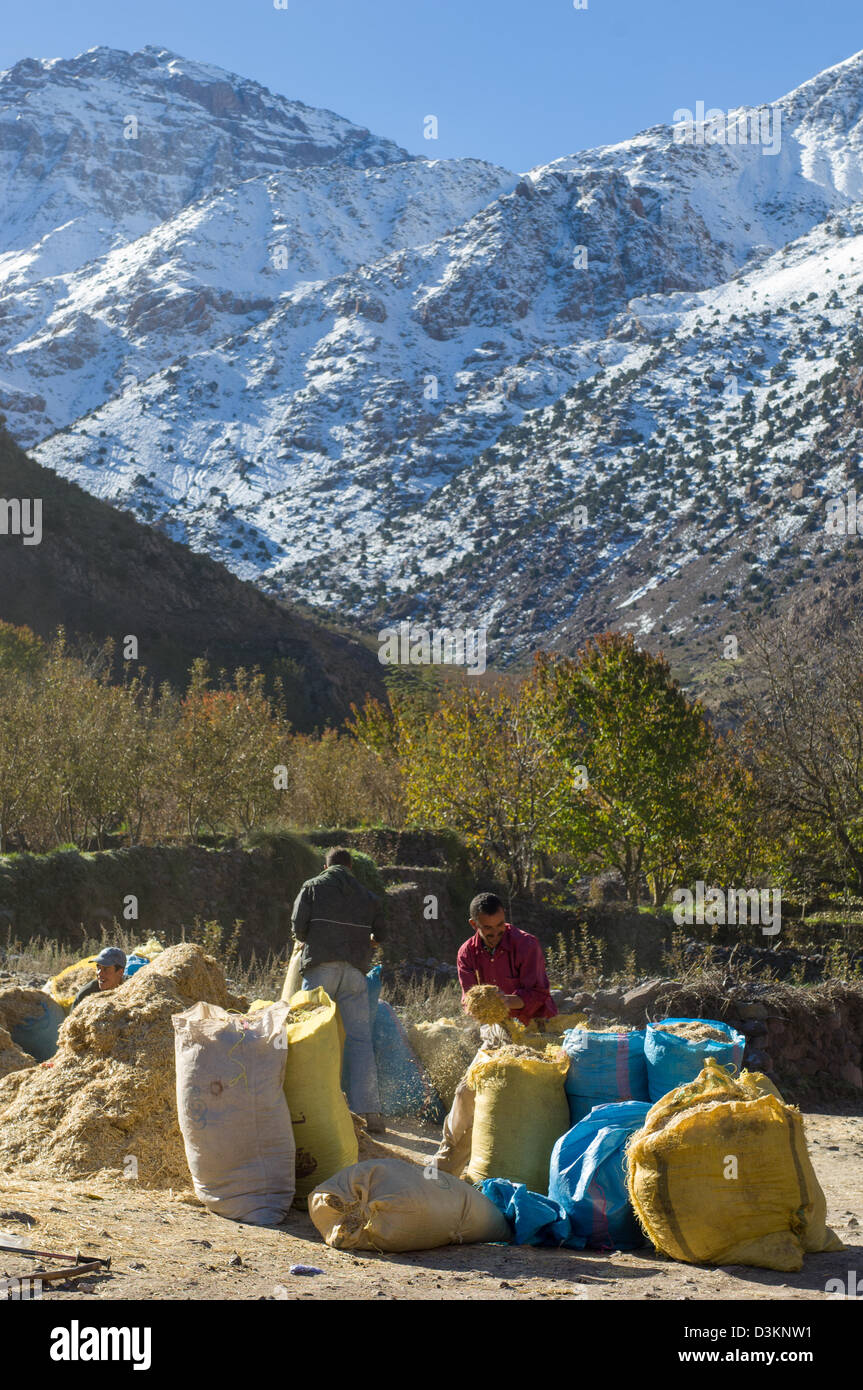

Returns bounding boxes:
[2,0,862,171]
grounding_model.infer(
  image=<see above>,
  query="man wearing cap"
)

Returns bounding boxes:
[71,947,127,1010]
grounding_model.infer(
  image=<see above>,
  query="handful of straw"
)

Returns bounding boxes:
[464,985,511,1025]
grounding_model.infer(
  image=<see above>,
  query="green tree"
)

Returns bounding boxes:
[398,679,566,893]
[533,635,713,906]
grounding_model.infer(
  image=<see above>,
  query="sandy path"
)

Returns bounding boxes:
[1,1110,860,1302]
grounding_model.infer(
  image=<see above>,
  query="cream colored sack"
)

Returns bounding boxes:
[309,1157,510,1252]
[280,944,305,1004]
[174,1001,295,1225]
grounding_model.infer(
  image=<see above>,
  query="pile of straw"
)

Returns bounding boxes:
[0,945,247,1188]
[0,1023,33,1080]
[0,985,52,1033]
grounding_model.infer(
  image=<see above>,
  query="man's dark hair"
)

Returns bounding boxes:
[470,891,504,920]
[325,846,353,869]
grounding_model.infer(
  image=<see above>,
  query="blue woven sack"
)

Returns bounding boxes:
[644,1017,745,1102]
[562,1027,649,1124]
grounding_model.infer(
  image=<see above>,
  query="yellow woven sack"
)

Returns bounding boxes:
[532,1012,589,1035]
[739,1068,785,1102]
[133,937,164,959]
[626,1058,843,1271]
[309,1157,510,1252]
[281,987,357,1200]
[47,955,100,1011]
[464,1045,571,1192]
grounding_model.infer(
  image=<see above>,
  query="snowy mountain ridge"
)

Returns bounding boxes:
[4,43,863,675]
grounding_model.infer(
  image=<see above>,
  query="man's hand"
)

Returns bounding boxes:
[498,991,522,1011]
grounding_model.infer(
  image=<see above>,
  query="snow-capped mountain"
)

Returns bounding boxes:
[0,45,411,270]
[6,43,863,678]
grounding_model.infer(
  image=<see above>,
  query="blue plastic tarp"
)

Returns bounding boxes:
[480,1179,586,1248]
[549,1100,651,1250]
[8,992,65,1062]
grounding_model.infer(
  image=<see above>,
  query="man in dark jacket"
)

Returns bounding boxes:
[291,847,386,1131]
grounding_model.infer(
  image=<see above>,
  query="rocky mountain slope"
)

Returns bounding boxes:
[6,43,863,685]
[0,425,385,727]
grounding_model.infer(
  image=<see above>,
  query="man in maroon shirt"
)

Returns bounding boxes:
[435,893,557,1176]
[457,892,557,1024]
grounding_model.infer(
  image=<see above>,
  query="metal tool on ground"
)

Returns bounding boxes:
[0,1241,111,1270]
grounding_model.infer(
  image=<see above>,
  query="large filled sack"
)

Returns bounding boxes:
[280,987,358,1200]
[626,1058,844,1271]
[0,987,65,1062]
[373,1000,445,1124]
[309,1157,510,1251]
[549,1100,651,1250]
[644,1017,745,1102]
[562,1027,649,1124]
[408,1018,479,1108]
[174,1001,295,1225]
[464,1045,570,1192]
[434,1044,495,1178]
[741,1070,784,1101]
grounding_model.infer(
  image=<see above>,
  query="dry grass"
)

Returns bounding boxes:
[651,968,863,1025]
[382,974,463,1026]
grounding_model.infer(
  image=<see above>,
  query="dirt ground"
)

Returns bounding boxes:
[0,1109,860,1303]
